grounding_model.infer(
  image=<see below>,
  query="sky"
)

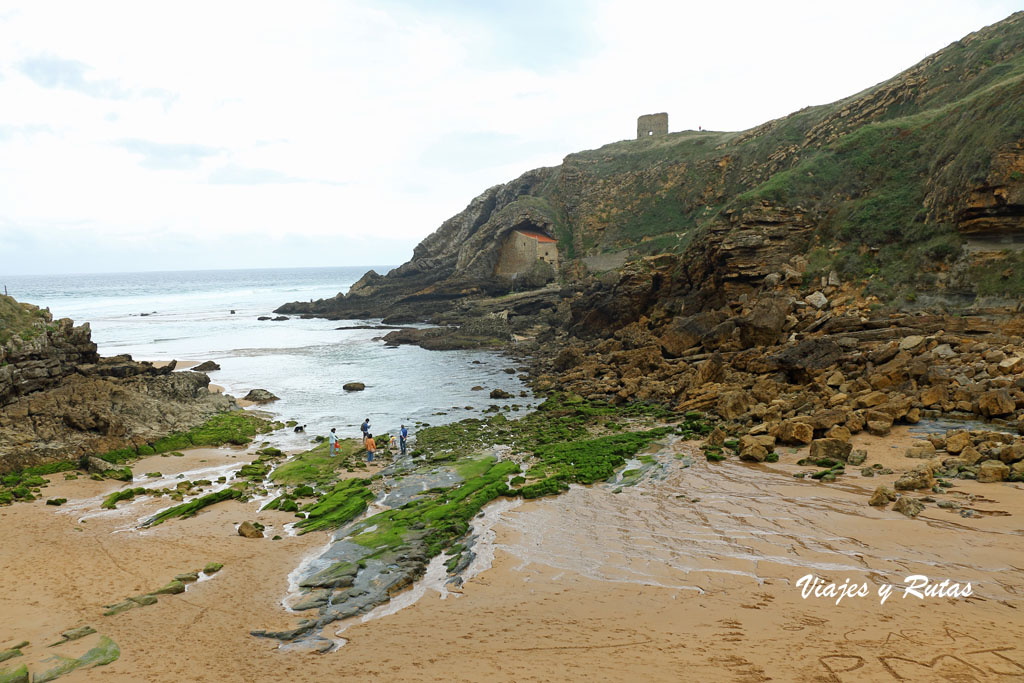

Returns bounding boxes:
[0,0,1020,276]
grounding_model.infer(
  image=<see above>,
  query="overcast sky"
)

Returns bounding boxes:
[0,0,1020,275]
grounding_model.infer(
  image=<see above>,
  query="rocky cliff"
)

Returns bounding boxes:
[279,11,1024,322]
[0,295,237,474]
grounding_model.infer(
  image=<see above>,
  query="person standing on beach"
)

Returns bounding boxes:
[399,424,408,456]
[365,433,376,462]
[328,427,340,457]
[360,418,370,442]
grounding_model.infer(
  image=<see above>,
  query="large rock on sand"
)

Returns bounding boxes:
[977,459,1010,483]
[893,496,925,518]
[895,465,935,491]
[242,389,278,403]
[868,486,898,506]
[238,521,264,538]
[809,438,852,462]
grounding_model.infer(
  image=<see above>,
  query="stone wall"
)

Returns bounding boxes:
[637,113,668,139]
[495,230,559,278]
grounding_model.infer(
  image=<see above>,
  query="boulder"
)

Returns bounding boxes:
[976,459,1010,483]
[978,389,1015,417]
[945,431,971,455]
[776,420,814,445]
[893,496,925,518]
[659,310,728,356]
[899,335,925,352]
[738,444,769,462]
[809,438,852,462]
[895,465,935,491]
[738,435,775,462]
[1011,460,1024,479]
[847,449,867,466]
[868,485,898,506]
[736,297,790,348]
[238,521,264,538]
[242,389,279,403]
[856,391,888,409]
[866,420,891,437]
[999,443,1024,465]
[804,291,828,310]
[905,441,937,459]
[998,356,1022,373]
[192,361,221,372]
[920,385,946,408]
[715,391,756,420]
[489,388,512,399]
[705,426,727,448]
[826,425,852,442]
[342,382,366,392]
[960,446,984,466]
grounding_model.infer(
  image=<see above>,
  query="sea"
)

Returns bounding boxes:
[3,267,535,449]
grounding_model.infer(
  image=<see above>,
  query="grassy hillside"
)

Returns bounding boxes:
[535,11,1024,297]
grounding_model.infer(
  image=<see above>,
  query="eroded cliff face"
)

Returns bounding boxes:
[0,298,236,473]
[277,168,559,321]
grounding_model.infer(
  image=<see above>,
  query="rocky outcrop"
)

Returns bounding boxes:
[241,389,279,403]
[0,296,238,474]
[0,311,99,405]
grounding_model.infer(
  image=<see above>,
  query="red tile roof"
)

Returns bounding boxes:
[515,230,557,243]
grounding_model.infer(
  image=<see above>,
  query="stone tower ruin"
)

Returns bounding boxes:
[637,113,668,139]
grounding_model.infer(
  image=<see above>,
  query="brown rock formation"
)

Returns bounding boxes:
[0,297,237,474]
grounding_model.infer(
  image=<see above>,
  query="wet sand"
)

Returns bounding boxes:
[2,430,1023,682]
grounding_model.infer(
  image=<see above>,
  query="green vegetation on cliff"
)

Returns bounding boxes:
[0,294,51,346]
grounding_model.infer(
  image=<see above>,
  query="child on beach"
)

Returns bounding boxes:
[365,433,376,462]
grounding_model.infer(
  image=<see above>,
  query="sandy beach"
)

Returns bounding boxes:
[2,427,1023,682]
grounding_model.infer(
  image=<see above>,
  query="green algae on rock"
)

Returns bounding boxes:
[97,412,282,466]
[142,488,242,527]
[32,635,119,682]
[294,478,375,534]
[270,439,359,486]
[0,664,27,683]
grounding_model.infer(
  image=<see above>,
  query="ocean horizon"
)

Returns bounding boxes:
[3,265,536,448]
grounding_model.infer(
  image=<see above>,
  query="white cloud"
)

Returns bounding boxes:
[0,0,1019,274]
